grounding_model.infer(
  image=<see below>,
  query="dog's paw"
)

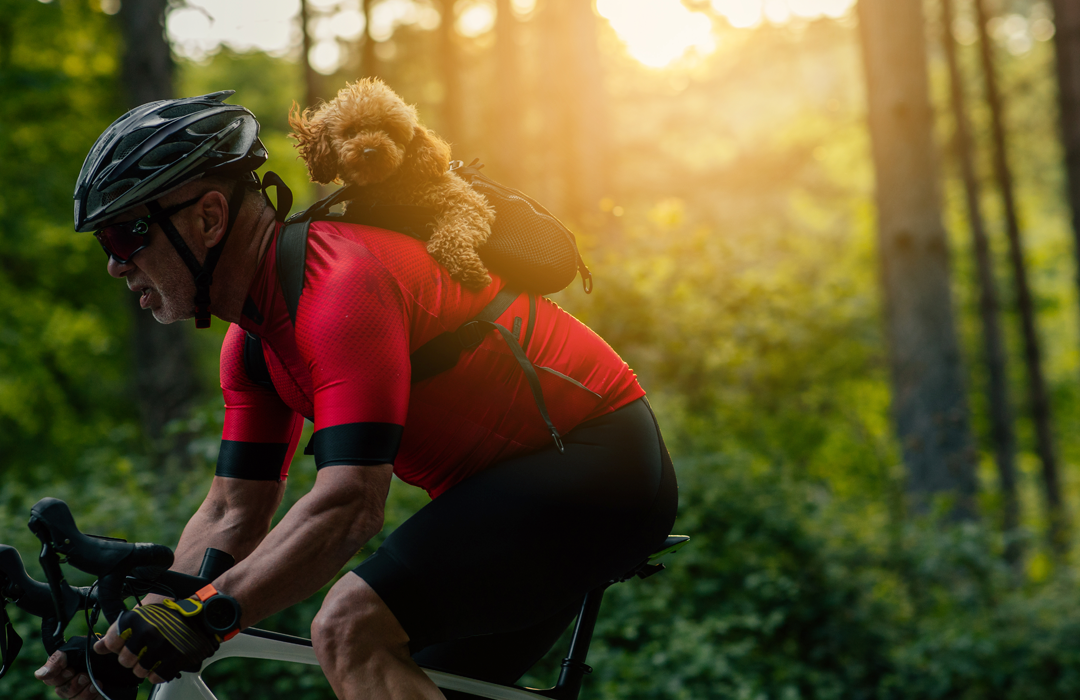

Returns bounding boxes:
[452,249,493,289]
[427,238,491,289]
[459,267,493,290]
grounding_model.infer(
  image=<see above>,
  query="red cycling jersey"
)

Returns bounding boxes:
[218,220,643,498]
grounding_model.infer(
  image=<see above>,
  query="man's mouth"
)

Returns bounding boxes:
[131,285,152,309]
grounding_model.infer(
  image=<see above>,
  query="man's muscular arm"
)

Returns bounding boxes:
[94,463,391,682]
[170,476,287,576]
[136,476,284,609]
[212,463,391,627]
[35,476,287,694]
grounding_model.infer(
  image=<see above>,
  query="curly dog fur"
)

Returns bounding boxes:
[289,78,495,289]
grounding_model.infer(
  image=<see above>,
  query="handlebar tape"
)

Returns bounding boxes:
[28,498,174,574]
[28,498,174,624]
[29,499,173,574]
[0,546,58,619]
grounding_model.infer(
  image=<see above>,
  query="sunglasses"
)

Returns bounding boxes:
[94,195,203,264]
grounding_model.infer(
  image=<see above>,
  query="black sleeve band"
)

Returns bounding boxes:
[216,440,290,481]
[313,422,404,469]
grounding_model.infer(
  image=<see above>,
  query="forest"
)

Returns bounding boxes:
[4,0,1080,697]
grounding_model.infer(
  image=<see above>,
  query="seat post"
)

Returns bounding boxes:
[551,583,610,700]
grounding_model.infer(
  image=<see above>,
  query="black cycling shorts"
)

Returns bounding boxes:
[352,396,678,689]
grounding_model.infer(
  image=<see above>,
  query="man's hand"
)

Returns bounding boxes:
[35,650,100,700]
[93,601,221,683]
[37,636,145,700]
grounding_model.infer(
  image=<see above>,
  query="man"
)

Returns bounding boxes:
[37,92,677,700]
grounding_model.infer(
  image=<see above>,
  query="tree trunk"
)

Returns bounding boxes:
[942,0,1019,556]
[1051,0,1080,352]
[564,0,608,227]
[299,0,330,200]
[116,0,200,471]
[0,14,13,71]
[491,0,524,186]
[536,0,569,214]
[857,0,978,518]
[437,0,463,148]
[533,0,608,226]
[360,0,378,80]
[299,0,321,110]
[975,0,1066,552]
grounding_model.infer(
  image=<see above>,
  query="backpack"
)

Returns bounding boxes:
[244,166,594,452]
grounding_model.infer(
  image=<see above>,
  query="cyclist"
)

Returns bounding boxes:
[37,92,677,700]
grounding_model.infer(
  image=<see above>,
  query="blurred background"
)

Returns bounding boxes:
[6,0,1080,697]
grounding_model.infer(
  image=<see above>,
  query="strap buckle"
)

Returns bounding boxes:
[454,321,487,349]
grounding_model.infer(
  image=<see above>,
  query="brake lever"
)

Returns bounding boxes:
[0,604,23,680]
[34,537,71,641]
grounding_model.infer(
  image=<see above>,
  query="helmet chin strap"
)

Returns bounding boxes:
[146,181,250,329]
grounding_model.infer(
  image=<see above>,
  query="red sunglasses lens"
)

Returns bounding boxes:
[96,220,148,262]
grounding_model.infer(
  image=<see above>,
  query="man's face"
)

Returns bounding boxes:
[102,200,201,324]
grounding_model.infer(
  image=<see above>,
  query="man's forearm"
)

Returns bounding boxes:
[213,464,392,629]
[172,492,278,572]
[142,478,285,606]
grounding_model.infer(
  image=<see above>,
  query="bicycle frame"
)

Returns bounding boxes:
[150,628,550,700]
[149,579,620,700]
[0,497,689,700]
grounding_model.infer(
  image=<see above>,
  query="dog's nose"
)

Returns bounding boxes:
[362,148,378,158]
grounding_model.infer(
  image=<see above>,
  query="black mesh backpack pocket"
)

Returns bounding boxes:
[453,160,592,295]
[287,160,593,295]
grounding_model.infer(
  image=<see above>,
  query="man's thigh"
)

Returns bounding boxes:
[352,398,677,654]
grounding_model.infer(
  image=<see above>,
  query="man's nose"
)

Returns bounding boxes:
[107,255,133,278]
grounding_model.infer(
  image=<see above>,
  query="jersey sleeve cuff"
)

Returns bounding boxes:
[216,441,291,480]
[313,422,404,469]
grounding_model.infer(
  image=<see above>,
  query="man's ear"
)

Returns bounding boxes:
[196,191,230,248]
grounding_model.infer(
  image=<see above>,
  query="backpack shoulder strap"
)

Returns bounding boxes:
[409,284,565,453]
[276,220,309,325]
[243,332,274,390]
[410,286,520,383]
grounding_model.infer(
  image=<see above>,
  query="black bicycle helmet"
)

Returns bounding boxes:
[75,92,272,329]
[73,90,267,233]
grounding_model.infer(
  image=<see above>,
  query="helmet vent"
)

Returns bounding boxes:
[114,127,157,161]
[85,177,138,214]
[216,119,256,155]
[101,178,138,203]
[159,103,206,119]
[187,112,235,136]
[141,142,195,168]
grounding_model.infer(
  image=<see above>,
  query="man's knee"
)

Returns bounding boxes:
[312,573,409,654]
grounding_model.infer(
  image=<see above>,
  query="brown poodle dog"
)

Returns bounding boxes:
[289,78,495,289]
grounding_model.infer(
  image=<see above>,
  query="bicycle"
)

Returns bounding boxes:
[0,497,688,700]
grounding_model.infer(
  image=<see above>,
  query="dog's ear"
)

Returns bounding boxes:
[405,125,452,181]
[288,101,340,184]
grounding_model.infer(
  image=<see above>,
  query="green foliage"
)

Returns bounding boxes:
[552,456,893,700]
[0,0,142,482]
[5,2,1080,699]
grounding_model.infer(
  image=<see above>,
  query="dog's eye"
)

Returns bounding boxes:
[344,127,357,138]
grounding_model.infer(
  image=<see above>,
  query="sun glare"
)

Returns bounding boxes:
[597,0,714,68]
[598,0,857,69]
[166,0,857,73]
